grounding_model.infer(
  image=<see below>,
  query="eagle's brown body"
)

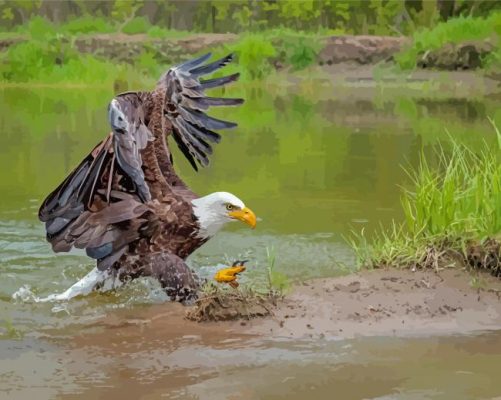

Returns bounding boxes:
[38,54,243,301]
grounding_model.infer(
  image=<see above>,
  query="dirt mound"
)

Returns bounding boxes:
[467,238,501,276]
[185,288,275,322]
[318,35,409,65]
[417,40,495,70]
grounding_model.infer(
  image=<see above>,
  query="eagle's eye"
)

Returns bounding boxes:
[226,204,235,211]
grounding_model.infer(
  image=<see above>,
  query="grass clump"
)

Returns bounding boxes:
[60,16,114,35]
[121,16,152,35]
[209,29,320,82]
[231,33,277,80]
[396,12,501,69]
[349,128,501,275]
[283,36,318,71]
[266,246,290,296]
[0,32,151,87]
[23,15,56,40]
[186,248,290,322]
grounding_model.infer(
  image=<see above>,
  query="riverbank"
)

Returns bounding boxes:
[0,31,496,71]
[1,16,499,87]
[74,267,501,341]
[234,268,501,339]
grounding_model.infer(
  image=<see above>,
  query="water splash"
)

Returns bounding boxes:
[12,285,38,303]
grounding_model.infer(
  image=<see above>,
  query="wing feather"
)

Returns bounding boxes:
[157,53,243,169]
[39,95,156,267]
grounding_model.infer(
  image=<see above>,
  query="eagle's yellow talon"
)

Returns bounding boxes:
[214,261,247,287]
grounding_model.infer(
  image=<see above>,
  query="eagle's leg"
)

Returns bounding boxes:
[122,252,200,304]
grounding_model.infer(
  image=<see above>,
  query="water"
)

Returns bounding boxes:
[1,75,500,398]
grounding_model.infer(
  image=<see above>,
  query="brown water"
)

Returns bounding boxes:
[1,75,501,399]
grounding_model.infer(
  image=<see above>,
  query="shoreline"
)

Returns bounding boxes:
[227,268,501,339]
[79,267,501,341]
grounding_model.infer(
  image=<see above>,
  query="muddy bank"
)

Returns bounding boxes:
[318,35,408,65]
[73,32,236,64]
[232,268,501,339]
[77,268,501,341]
[0,32,496,71]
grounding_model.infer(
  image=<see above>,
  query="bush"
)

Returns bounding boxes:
[25,16,55,40]
[282,36,319,71]
[232,34,277,80]
[396,12,501,69]
[0,37,145,86]
[60,16,114,34]
[122,16,151,35]
[147,26,169,38]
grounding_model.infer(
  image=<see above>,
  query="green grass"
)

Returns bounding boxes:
[348,126,501,270]
[396,12,501,69]
[266,246,290,296]
[59,16,115,35]
[203,29,321,82]
[121,16,152,35]
[0,25,321,86]
[0,37,146,87]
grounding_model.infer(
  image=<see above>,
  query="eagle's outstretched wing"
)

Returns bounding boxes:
[38,54,245,271]
[157,53,244,170]
[38,95,156,269]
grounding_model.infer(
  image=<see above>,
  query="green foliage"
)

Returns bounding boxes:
[135,50,159,77]
[59,16,114,34]
[147,26,188,39]
[0,0,499,35]
[282,35,319,71]
[349,131,501,269]
[266,246,290,295]
[231,33,277,80]
[0,39,67,81]
[24,15,55,40]
[121,16,151,34]
[396,12,501,69]
[111,0,142,24]
[0,36,144,87]
[147,25,169,38]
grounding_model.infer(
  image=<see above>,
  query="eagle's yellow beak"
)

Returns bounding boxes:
[228,206,257,229]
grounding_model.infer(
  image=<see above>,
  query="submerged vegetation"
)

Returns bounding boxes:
[349,125,501,275]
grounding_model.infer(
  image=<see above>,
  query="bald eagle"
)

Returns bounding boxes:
[38,53,255,303]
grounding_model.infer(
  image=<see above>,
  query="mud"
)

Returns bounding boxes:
[318,35,408,65]
[92,267,501,340]
[233,268,501,339]
[185,288,273,322]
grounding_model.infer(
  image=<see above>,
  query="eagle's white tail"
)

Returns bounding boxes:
[37,267,122,302]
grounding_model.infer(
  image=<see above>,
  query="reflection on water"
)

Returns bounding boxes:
[0,81,500,398]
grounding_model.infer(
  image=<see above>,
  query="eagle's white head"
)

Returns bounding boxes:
[191,192,256,239]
